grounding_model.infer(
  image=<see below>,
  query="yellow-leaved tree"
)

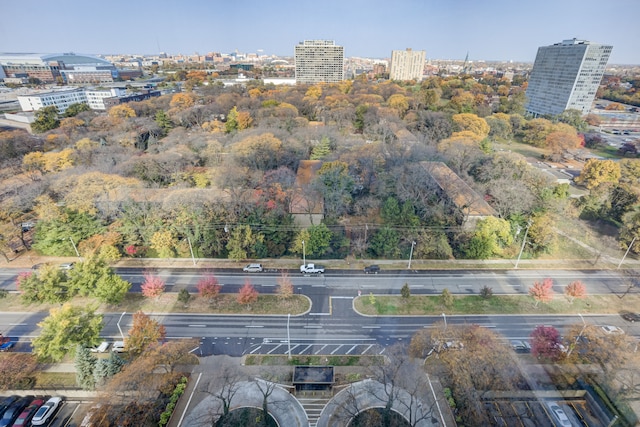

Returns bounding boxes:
[108,104,136,119]
[575,159,621,189]
[451,113,490,142]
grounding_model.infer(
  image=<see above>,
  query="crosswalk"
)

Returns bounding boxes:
[244,340,385,356]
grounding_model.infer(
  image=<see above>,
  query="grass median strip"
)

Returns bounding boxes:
[354,294,640,316]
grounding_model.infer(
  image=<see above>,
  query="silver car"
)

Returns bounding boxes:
[243,263,263,273]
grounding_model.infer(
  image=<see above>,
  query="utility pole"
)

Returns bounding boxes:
[618,236,637,269]
[302,240,306,267]
[187,237,196,266]
[408,241,416,269]
[515,220,532,269]
[69,237,81,259]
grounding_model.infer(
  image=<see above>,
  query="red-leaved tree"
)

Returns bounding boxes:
[197,274,221,301]
[530,325,564,361]
[529,278,554,307]
[141,273,165,299]
[564,280,587,303]
[237,280,258,305]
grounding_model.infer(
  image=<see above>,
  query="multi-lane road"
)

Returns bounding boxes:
[0,267,637,356]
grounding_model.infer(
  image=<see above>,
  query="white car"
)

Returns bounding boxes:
[601,325,624,335]
[112,341,126,353]
[31,396,62,426]
[59,262,75,270]
[89,341,110,353]
[243,263,263,273]
[546,402,572,426]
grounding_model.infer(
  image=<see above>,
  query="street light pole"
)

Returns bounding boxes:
[69,237,81,259]
[187,237,196,266]
[442,313,447,330]
[302,240,306,267]
[617,236,637,269]
[287,313,291,360]
[408,241,416,269]
[515,220,532,269]
[117,311,126,340]
[568,313,587,357]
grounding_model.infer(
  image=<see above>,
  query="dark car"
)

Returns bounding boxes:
[0,396,33,427]
[510,340,531,353]
[621,311,640,322]
[0,397,19,419]
[363,265,380,274]
[11,397,46,426]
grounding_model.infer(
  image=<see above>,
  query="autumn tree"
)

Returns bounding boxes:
[108,104,136,119]
[237,280,258,305]
[0,353,37,390]
[466,216,513,258]
[226,224,265,261]
[575,158,621,189]
[451,113,490,141]
[32,303,103,362]
[276,271,294,299]
[527,212,557,254]
[31,105,60,133]
[150,229,177,258]
[564,280,587,303]
[522,118,553,147]
[529,278,554,307]
[126,311,167,356]
[141,273,165,299]
[530,325,564,361]
[169,93,195,110]
[545,130,581,160]
[197,274,221,302]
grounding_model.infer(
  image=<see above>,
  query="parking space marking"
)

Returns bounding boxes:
[300,345,312,354]
[250,346,262,354]
[345,345,357,354]
[267,344,283,354]
[330,345,343,355]
[314,344,327,354]
[361,344,373,354]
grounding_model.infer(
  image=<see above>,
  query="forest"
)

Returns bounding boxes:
[1,72,639,263]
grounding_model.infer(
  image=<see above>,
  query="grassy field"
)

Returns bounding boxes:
[355,293,640,316]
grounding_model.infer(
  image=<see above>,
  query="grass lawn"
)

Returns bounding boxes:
[33,371,77,388]
[355,293,640,316]
[0,293,310,316]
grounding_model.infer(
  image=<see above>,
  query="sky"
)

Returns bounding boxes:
[1,0,639,64]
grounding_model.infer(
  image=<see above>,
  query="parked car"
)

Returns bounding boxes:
[89,341,110,353]
[112,341,125,353]
[363,265,380,274]
[621,311,640,322]
[546,402,572,427]
[300,263,325,274]
[0,397,19,419]
[11,397,46,426]
[0,396,33,427]
[242,263,263,273]
[601,325,624,335]
[510,340,531,353]
[0,341,15,352]
[59,262,75,270]
[31,397,63,426]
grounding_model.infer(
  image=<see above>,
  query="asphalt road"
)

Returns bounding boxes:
[0,267,638,357]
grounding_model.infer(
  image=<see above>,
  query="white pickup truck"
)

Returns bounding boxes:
[300,263,325,274]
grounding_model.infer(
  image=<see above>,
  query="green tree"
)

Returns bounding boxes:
[316,161,354,220]
[441,288,454,308]
[556,109,587,132]
[94,273,131,305]
[226,225,265,261]
[64,102,91,118]
[177,288,191,305]
[75,345,97,390]
[33,303,103,362]
[155,110,173,134]
[31,106,60,133]
[225,106,240,133]
[401,283,411,299]
[94,352,125,387]
[528,213,557,254]
[32,210,105,256]
[291,224,333,258]
[368,227,401,258]
[310,136,332,160]
[470,217,513,257]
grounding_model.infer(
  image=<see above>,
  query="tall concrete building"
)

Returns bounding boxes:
[525,38,612,117]
[294,40,344,84]
[389,48,425,81]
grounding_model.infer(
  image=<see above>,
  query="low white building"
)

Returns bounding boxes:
[85,87,127,110]
[17,88,86,113]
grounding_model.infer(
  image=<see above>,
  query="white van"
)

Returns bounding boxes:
[112,341,125,353]
[90,341,110,353]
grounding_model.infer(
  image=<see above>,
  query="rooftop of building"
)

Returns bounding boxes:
[0,52,113,67]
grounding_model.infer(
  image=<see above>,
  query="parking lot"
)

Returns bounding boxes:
[485,397,606,427]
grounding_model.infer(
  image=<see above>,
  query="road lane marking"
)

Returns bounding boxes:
[250,346,262,354]
[362,326,381,329]
[245,325,264,328]
[188,324,207,327]
[309,313,331,316]
[315,345,327,354]
[304,325,322,329]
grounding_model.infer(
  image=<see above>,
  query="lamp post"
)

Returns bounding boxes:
[302,240,306,267]
[618,236,637,269]
[69,237,81,259]
[442,312,447,330]
[568,313,587,357]
[287,313,292,360]
[408,241,416,269]
[515,219,532,269]
[186,237,196,266]
[117,311,126,340]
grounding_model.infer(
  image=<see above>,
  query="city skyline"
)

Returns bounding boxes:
[1,0,639,64]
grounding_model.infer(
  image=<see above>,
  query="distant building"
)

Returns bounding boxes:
[389,48,425,81]
[0,53,118,84]
[525,39,612,117]
[294,40,344,84]
[17,88,87,114]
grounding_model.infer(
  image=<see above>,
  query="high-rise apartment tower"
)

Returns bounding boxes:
[525,38,612,117]
[294,40,344,84]
[389,48,425,81]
